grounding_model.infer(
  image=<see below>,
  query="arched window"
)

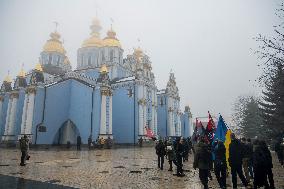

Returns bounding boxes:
[110,50,114,62]
[102,50,105,62]
[81,56,84,67]
[48,54,52,64]
[57,55,60,66]
[88,56,91,66]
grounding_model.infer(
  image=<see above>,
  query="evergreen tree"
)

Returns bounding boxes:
[255,3,284,138]
[232,96,264,139]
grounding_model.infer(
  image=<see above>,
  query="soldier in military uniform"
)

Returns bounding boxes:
[19,135,29,166]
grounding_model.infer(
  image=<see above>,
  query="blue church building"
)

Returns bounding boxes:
[0,17,193,145]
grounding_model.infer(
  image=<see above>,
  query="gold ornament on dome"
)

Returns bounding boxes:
[26,86,36,94]
[10,91,19,99]
[4,74,12,83]
[18,68,26,78]
[82,17,104,48]
[100,64,108,73]
[0,96,4,101]
[103,27,121,48]
[134,47,143,63]
[43,31,66,54]
[35,63,43,72]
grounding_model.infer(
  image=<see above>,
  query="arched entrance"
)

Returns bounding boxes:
[53,120,80,145]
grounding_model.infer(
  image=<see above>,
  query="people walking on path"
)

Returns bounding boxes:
[193,136,212,189]
[155,139,166,170]
[228,133,248,189]
[88,135,92,150]
[213,140,227,189]
[19,135,29,166]
[77,135,81,150]
[247,138,254,179]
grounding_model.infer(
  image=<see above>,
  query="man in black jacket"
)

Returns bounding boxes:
[213,140,227,189]
[155,139,166,170]
[175,137,185,176]
[229,133,248,189]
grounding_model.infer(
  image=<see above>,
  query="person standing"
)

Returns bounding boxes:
[259,140,275,189]
[228,133,248,189]
[253,140,270,189]
[241,137,251,183]
[155,139,166,170]
[77,135,81,150]
[193,137,211,189]
[19,135,29,166]
[247,138,254,179]
[166,138,175,171]
[175,137,185,177]
[183,138,190,162]
[213,140,227,189]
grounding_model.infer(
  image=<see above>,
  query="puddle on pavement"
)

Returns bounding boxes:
[10,172,23,175]
[62,165,72,168]
[97,160,106,162]
[96,155,102,156]
[129,170,142,173]
[114,166,125,169]
[69,158,79,159]
[141,167,153,171]
[99,171,109,174]
[132,164,139,167]
[0,164,9,167]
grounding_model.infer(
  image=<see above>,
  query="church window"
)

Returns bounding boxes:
[57,55,60,66]
[110,50,114,62]
[88,56,91,66]
[102,50,105,62]
[48,54,52,64]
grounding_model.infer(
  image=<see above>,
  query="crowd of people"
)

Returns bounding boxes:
[155,134,284,189]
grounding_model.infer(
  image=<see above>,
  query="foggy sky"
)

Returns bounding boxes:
[0,0,280,119]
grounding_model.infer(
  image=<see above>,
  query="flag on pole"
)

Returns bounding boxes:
[205,111,216,143]
[214,115,232,168]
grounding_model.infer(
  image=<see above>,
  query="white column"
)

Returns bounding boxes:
[0,97,4,128]
[151,89,155,131]
[25,92,35,134]
[143,86,147,135]
[138,85,143,136]
[108,96,112,135]
[100,95,107,135]
[20,93,28,134]
[4,98,12,136]
[8,97,18,136]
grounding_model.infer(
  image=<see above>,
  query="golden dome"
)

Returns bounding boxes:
[82,17,104,48]
[43,31,66,54]
[35,63,43,72]
[18,68,26,77]
[4,74,12,83]
[100,64,108,73]
[103,28,121,48]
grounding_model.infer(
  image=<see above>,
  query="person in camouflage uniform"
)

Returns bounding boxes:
[19,135,29,166]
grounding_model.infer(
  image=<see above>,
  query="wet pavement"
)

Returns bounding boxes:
[0,147,283,189]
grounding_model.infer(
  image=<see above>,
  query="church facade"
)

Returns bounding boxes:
[0,18,193,145]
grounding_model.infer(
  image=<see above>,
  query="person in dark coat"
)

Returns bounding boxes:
[228,133,248,189]
[175,137,185,176]
[213,140,227,189]
[77,135,81,150]
[241,137,251,183]
[183,138,190,162]
[260,140,275,189]
[253,140,270,189]
[155,139,166,170]
[275,138,284,167]
[193,137,212,189]
[19,135,29,166]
